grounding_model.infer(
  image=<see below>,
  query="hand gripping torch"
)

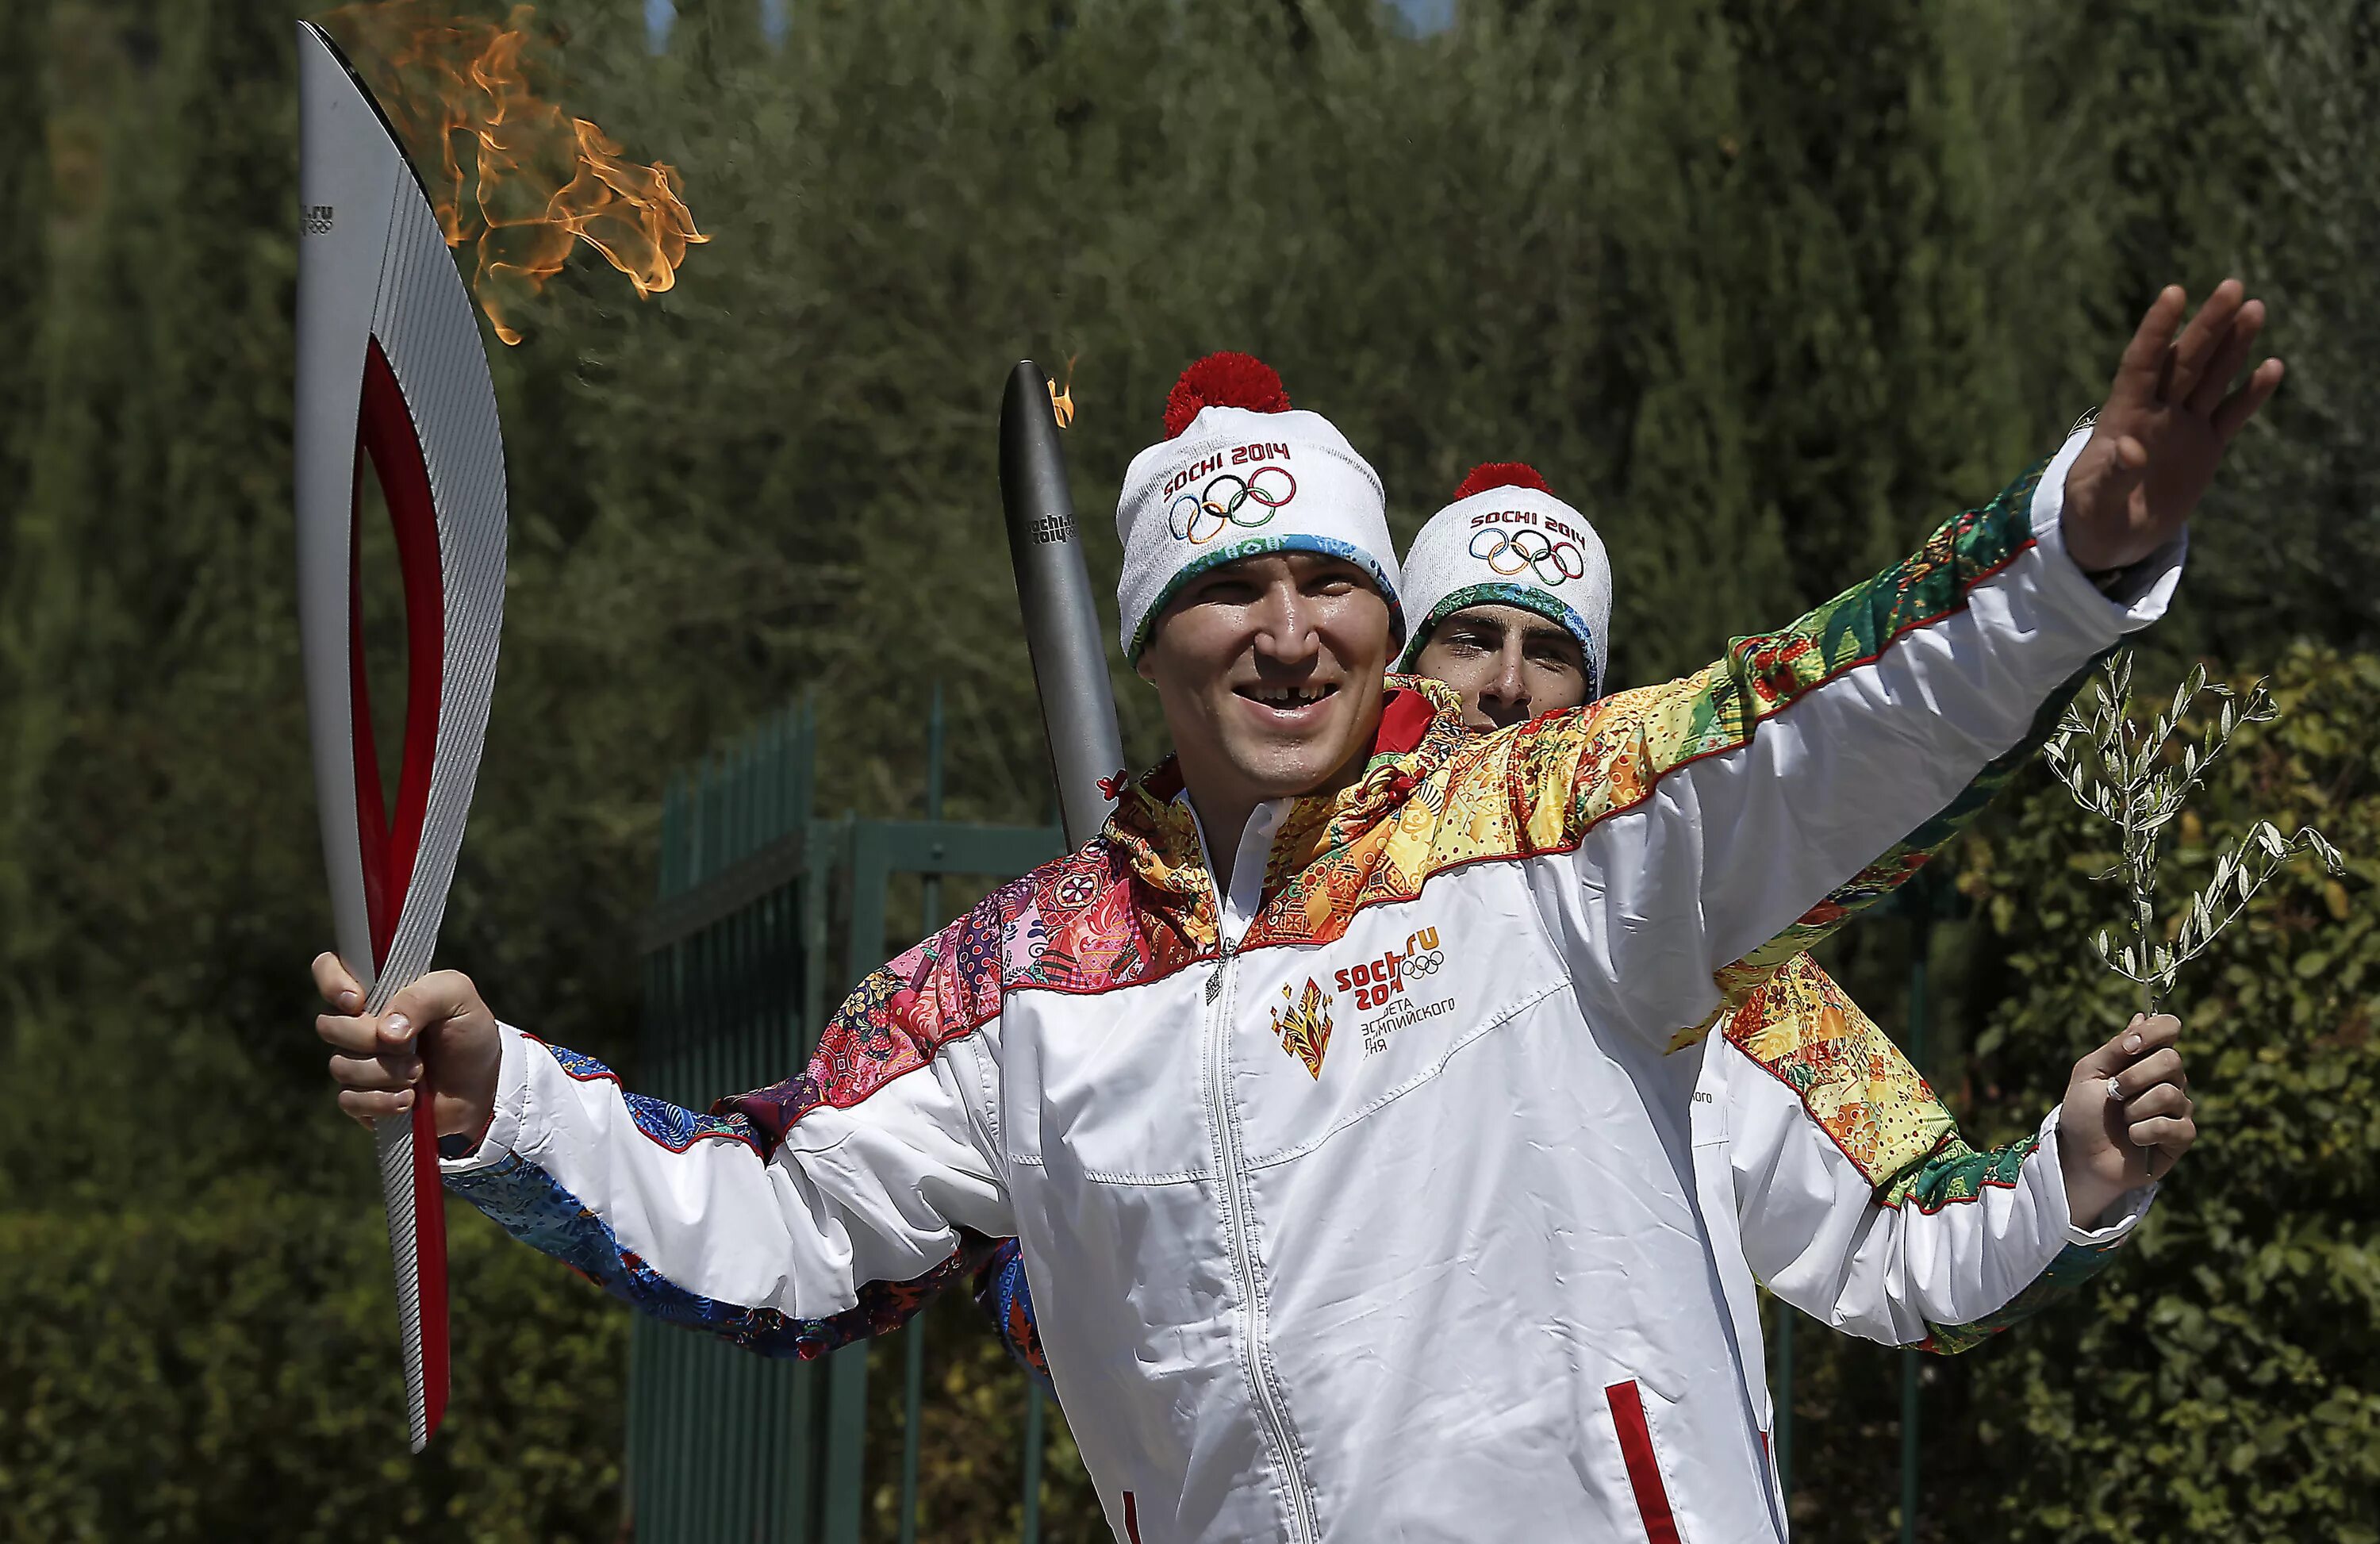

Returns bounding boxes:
[292,21,509,1453]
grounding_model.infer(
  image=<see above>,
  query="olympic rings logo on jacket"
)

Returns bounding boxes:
[1469,526,1587,585]
[1169,467,1299,544]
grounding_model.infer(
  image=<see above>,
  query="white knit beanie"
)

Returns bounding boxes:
[1115,353,1403,659]
[1395,462,1613,699]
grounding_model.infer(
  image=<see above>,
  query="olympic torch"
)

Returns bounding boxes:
[1000,361,1126,848]
[294,21,509,1453]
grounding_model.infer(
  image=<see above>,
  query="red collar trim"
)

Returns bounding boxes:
[1372,688,1438,756]
[1141,758,1187,805]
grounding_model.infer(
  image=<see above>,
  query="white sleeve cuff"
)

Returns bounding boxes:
[439,1020,530,1174]
[2068,1181,2157,1246]
[2026,427,2186,636]
[2034,1103,2159,1246]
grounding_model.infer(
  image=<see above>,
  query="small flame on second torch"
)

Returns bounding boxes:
[1047,353,1077,429]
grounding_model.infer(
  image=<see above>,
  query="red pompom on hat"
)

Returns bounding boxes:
[1453,461,1553,500]
[1162,351,1292,439]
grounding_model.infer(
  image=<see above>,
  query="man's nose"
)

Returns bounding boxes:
[1250,583,1319,662]
[1482,647,1531,712]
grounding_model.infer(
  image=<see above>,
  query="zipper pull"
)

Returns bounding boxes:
[1206,936,1233,1003]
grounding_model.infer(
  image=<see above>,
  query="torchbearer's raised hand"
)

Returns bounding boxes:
[2058,1012,2196,1227]
[2061,281,2286,574]
[313,954,504,1146]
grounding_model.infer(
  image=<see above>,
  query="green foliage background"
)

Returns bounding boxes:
[0,0,2372,1539]
[1932,647,2380,1541]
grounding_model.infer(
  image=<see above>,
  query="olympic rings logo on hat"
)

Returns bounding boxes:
[1469,527,1587,586]
[1169,467,1298,544]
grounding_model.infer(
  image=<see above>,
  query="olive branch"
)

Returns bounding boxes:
[2043,650,2345,1012]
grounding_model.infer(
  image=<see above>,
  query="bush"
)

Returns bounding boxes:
[0,1188,628,1544]
[1783,646,2380,1542]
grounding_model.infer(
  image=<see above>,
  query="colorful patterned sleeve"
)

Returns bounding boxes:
[1718,954,2149,1352]
[439,881,1031,1358]
[973,1238,1057,1395]
[1469,431,2176,1052]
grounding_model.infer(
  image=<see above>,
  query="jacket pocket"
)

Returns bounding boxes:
[1604,1379,1683,1544]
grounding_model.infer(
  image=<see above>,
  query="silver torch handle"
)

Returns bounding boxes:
[1000,359,1126,849]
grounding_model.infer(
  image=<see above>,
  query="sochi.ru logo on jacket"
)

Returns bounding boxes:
[1339,928,1455,1056]
[1267,929,1447,1078]
[1333,928,1441,1010]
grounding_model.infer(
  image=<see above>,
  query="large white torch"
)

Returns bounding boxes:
[292,20,508,1454]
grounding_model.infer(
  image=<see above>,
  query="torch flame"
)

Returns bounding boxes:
[1047,353,1077,429]
[317,2,708,344]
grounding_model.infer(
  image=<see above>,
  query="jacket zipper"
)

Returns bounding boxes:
[1204,885,1320,1543]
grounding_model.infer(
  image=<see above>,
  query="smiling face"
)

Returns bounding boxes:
[1410,602,1589,730]
[1136,551,1394,839]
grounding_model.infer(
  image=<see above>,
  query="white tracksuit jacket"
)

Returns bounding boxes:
[972,954,2156,1502]
[446,433,2177,1542]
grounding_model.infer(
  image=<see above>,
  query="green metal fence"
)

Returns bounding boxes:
[629,692,1064,1543]
[1766,873,1964,1541]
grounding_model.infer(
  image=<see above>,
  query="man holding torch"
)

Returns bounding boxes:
[316,283,2271,1542]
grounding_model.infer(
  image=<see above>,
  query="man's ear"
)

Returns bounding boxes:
[1134,648,1157,684]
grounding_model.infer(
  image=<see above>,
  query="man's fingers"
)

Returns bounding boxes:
[381,969,480,1050]
[339,1087,416,1123]
[2128,1113,2195,1155]
[315,1011,385,1056]
[2162,278,2245,405]
[2111,285,2190,404]
[2185,301,2265,417]
[2212,357,2286,443]
[328,1050,421,1093]
[2071,1014,2144,1078]
[2075,1012,2181,1077]
[312,951,365,1013]
[2112,1046,2186,1100]
[2119,1081,2189,1121]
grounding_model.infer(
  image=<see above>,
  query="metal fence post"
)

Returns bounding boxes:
[900,686,946,1544]
[820,818,892,1544]
[1020,1382,1046,1544]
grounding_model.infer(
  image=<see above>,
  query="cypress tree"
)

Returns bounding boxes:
[0,0,52,999]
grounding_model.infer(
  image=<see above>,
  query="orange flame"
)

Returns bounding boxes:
[317,2,708,344]
[1047,353,1077,429]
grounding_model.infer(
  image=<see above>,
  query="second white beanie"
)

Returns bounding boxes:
[1396,462,1612,699]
